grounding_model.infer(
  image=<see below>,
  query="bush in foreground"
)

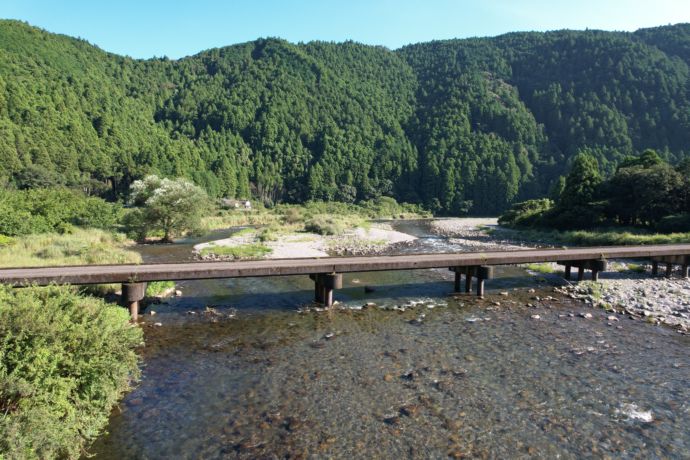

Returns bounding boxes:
[0,285,142,459]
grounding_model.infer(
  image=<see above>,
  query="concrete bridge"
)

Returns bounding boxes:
[0,244,689,320]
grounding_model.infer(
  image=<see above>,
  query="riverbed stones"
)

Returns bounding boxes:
[557,277,690,333]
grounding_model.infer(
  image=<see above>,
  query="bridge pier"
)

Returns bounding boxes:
[449,266,493,297]
[310,273,342,307]
[121,282,146,321]
[650,255,690,278]
[558,260,607,282]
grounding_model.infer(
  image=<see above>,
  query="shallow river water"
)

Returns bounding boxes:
[89,221,690,459]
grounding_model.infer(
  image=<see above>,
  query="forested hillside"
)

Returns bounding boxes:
[1,20,689,214]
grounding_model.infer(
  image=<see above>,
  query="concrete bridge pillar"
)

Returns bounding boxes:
[121,282,146,321]
[310,273,342,307]
[450,266,492,297]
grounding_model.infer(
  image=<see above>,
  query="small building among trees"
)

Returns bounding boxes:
[220,198,252,210]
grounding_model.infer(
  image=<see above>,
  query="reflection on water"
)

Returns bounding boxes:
[88,220,690,458]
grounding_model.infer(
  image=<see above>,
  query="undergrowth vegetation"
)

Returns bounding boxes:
[199,243,272,259]
[0,228,141,268]
[0,285,142,459]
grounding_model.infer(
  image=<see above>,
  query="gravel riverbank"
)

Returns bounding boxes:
[556,275,690,334]
[194,222,416,260]
[429,218,690,334]
[428,218,530,250]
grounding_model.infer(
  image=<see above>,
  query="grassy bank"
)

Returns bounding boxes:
[199,242,272,259]
[201,198,430,233]
[145,280,176,297]
[0,285,142,459]
[0,228,142,268]
[490,226,690,246]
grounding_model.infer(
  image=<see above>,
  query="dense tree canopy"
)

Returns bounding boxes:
[1,20,690,214]
[500,148,690,231]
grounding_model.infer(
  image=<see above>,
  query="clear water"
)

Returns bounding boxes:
[88,221,690,459]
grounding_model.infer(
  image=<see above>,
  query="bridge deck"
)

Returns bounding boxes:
[1,244,690,286]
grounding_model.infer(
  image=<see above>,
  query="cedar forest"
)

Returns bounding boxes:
[1,20,690,216]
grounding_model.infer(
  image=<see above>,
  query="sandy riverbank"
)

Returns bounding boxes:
[193,222,416,260]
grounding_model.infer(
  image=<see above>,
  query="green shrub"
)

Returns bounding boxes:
[200,243,272,259]
[656,213,690,233]
[257,227,279,242]
[0,285,142,459]
[145,280,175,297]
[0,188,123,236]
[0,235,15,247]
[304,215,347,235]
[498,199,554,227]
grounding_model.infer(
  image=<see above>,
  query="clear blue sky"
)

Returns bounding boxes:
[2,0,689,59]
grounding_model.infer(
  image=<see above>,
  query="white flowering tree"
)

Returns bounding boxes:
[128,175,208,242]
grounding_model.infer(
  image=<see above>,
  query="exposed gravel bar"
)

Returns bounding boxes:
[428,218,530,251]
[556,276,690,334]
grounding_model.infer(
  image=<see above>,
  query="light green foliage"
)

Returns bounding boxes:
[304,215,348,236]
[625,263,647,274]
[145,280,175,297]
[523,263,557,274]
[200,243,272,259]
[0,228,141,268]
[127,175,209,242]
[0,188,123,236]
[257,227,279,242]
[494,226,690,246]
[0,285,142,459]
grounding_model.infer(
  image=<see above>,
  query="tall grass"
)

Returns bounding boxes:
[0,228,142,267]
[200,243,272,259]
[491,226,690,246]
[201,199,430,232]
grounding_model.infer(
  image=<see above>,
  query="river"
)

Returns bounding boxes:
[88,220,690,459]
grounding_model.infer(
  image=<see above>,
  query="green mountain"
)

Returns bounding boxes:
[1,20,689,214]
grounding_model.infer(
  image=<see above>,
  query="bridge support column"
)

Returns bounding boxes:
[650,255,690,278]
[558,260,607,282]
[475,266,494,298]
[449,266,476,294]
[592,268,600,282]
[121,282,146,321]
[310,273,342,307]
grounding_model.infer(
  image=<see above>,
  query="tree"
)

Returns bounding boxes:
[606,163,683,225]
[557,152,602,210]
[128,175,209,242]
[617,149,664,170]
